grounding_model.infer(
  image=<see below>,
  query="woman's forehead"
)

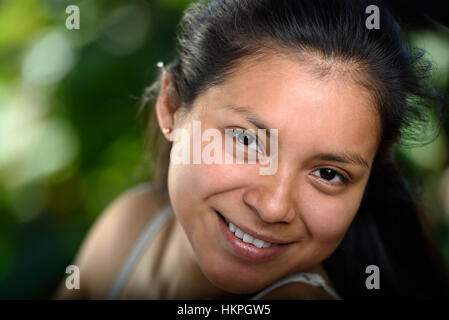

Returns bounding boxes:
[197,55,381,155]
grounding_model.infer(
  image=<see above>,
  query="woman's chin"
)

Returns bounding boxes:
[200,263,273,295]
[210,278,265,295]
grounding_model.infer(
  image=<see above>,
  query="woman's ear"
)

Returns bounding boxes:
[155,70,180,141]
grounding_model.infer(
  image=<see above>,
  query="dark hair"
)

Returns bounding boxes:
[141,0,449,298]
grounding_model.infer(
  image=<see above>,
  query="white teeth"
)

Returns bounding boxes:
[235,228,244,239]
[227,221,276,248]
[262,241,271,248]
[253,239,264,248]
[242,233,254,243]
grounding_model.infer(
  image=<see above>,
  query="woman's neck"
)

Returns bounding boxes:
[158,214,240,299]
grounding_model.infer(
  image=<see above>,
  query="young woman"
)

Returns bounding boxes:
[58,0,449,299]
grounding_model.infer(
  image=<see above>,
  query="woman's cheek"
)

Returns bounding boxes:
[195,161,259,193]
[301,192,360,243]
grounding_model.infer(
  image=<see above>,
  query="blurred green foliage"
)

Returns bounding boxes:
[0,0,192,299]
[0,0,448,299]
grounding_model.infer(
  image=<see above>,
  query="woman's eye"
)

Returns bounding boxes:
[231,129,262,152]
[312,168,347,185]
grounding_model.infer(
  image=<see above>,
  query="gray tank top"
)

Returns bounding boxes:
[107,194,342,300]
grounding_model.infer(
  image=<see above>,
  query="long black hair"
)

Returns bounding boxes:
[141,0,449,298]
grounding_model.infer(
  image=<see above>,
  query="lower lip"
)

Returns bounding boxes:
[216,211,292,262]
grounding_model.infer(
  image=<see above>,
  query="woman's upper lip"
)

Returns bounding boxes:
[217,210,298,245]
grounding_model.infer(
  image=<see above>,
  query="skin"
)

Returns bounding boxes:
[154,53,381,297]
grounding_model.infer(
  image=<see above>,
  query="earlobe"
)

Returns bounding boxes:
[155,70,179,141]
[162,127,173,139]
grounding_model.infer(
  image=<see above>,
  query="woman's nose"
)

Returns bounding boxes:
[242,166,296,224]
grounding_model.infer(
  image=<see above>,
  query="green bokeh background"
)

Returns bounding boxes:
[0,0,448,299]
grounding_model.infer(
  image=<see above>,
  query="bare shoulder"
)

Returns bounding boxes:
[55,183,170,299]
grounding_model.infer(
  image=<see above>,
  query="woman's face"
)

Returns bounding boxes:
[165,54,380,294]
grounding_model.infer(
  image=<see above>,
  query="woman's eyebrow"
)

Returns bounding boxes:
[218,104,369,168]
[315,152,370,169]
[219,104,270,131]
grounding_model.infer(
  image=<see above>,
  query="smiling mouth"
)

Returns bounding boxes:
[215,209,295,262]
[215,210,287,248]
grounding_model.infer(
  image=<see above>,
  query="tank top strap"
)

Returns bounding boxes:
[107,202,173,300]
[250,272,343,300]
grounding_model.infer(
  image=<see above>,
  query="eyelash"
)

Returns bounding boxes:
[228,128,266,154]
[227,127,350,187]
[311,168,350,186]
